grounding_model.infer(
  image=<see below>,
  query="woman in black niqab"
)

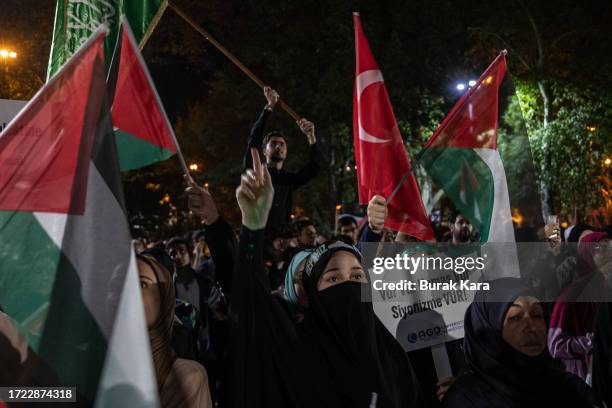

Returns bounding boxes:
[299,240,423,407]
[442,278,597,408]
[231,152,423,407]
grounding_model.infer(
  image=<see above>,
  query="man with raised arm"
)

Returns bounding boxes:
[243,86,320,230]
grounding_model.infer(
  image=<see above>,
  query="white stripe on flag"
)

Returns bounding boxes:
[95,249,159,408]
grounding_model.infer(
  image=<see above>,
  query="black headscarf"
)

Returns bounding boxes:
[300,240,423,408]
[443,278,595,408]
[593,301,612,408]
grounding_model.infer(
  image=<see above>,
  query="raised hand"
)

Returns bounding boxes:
[236,148,274,230]
[297,118,316,145]
[367,194,387,234]
[264,86,280,110]
[186,182,219,226]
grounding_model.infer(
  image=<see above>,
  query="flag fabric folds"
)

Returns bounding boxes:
[47,0,168,79]
[353,13,434,241]
[0,28,158,407]
[110,18,178,171]
[420,52,514,243]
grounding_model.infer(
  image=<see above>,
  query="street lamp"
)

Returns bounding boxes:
[0,49,17,59]
[457,80,478,92]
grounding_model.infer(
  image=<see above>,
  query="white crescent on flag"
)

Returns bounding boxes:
[356,69,391,144]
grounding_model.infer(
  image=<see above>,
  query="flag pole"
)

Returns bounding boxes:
[384,155,421,206]
[167,1,302,122]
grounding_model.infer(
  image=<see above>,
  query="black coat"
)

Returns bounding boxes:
[243,108,320,231]
[230,227,424,408]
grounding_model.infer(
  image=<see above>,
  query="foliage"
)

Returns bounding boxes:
[4,0,611,236]
[523,83,611,219]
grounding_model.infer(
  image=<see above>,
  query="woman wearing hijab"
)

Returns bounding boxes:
[231,148,423,408]
[442,278,596,408]
[548,231,610,382]
[587,233,612,406]
[137,254,213,408]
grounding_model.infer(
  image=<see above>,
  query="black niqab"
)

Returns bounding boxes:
[301,253,423,408]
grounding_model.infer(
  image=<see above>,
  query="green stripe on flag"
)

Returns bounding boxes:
[0,212,59,341]
[421,147,495,241]
[114,128,175,171]
[0,211,107,403]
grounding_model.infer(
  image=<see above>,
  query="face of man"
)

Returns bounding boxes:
[297,224,317,247]
[339,222,358,245]
[264,136,287,164]
[169,243,191,268]
[451,215,472,243]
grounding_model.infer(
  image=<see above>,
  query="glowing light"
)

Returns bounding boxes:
[468,80,477,87]
[605,158,611,166]
[511,208,524,227]
[335,204,342,211]
[8,51,16,59]
[345,165,351,171]
[456,83,466,91]
[204,182,210,188]
[189,163,199,171]
[0,50,8,58]
[586,125,597,132]
[484,76,493,85]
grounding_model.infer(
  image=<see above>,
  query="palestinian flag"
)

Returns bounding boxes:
[0,29,157,407]
[420,52,515,243]
[109,18,178,171]
[47,0,168,79]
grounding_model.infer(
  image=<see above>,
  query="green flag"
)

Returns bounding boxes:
[47,0,167,79]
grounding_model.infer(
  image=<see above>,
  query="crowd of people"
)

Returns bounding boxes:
[124,87,612,407]
[2,86,610,408]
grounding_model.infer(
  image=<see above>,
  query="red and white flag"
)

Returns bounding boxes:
[353,13,433,240]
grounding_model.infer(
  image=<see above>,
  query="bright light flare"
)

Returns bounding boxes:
[456,83,466,91]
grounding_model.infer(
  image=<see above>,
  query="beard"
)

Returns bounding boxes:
[455,228,471,242]
[269,151,285,162]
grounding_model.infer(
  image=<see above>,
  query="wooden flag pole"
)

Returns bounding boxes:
[167,2,302,122]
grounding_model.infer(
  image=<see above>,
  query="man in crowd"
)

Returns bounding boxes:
[168,238,200,307]
[337,215,359,245]
[243,86,320,230]
[295,219,317,247]
[449,211,473,243]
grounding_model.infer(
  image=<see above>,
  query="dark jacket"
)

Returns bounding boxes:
[243,108,320,230]
[230,226,424,408]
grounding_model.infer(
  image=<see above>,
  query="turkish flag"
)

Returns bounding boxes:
[353,13,433,240]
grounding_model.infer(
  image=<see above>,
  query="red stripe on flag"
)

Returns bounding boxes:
[0,30,106,214]
[424,52,507,150]
[111,20,177,152]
